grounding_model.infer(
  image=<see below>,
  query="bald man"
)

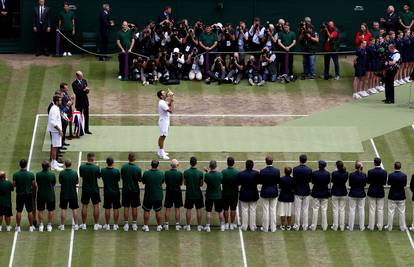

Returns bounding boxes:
[72,71,91,134]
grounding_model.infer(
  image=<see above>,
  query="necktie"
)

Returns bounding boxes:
[40,7,43,21]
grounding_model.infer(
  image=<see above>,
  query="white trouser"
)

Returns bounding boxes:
[294,195,310,229]
[368,197,384,230]
[311,198,328,230]
[240,201,257,231]
[261,197,277,232]
[387,200,407,231]
[332,196,347,230]
[348,197,365,231]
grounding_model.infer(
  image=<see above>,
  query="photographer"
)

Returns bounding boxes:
[235,21,249,61]
[224,52,244,84]
[249,17,265,54]
[298,18,319,80]
[117,21,135,80]
[130,57,146,83]
[260,47,277,82]
[218,23,236,61]
[261,23,278,51]
[322,21,340,80]
[168,47,185,80]
[205,56,226,84]
[157,51,170,82]
[143,58,158,85]
[187,47,204,81]
[246,55,264,86]
[277,22,296,78]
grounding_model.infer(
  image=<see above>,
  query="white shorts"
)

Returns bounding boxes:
[158,119,170,136]
[279,202,292,216]
[50,132,62,148]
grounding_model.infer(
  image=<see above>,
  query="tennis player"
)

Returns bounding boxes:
[157,89,174,160]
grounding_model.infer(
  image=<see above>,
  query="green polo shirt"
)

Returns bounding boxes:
[371,29,380,39]
[399,11,414,26]
[279,31,296,47]
[79,163,100,194]
[101,167,120,197]
[36,170,56,202]
[13,169,34,195]
[59,10,75,31]
[0,180,14,207]
[59,169,79,200]
[221,167,240,199]
[121,163,141,193]
[199,32,218,50]
[204,171,223,200]
[142,169,164,202]
[165,169,183,193]
[117,29,134,50]
[184,167,204,200]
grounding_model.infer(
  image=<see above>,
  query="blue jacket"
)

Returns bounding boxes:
[311,170,331,198]
[293,164,312,196]
[411,174,414,201]
[331,170,348,197]
[348,171,367,198]
[367,167,387,198]
[278,175,294,202]
[237,169,259,202]
[259,166,280,198]
[387,171,407,201]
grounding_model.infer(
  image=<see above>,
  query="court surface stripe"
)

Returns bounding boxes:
[236,206,248,267]
[36,113,308,117]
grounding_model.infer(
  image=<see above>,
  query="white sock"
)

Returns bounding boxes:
[160,149,165,155]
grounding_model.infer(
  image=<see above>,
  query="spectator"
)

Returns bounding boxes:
[237,160,259,231]
[117,21,135,81]
[58,2,75,57]
[385,162,407,231]
[277,22,296,78]
[33,0,51,56]
[298,19,319,80]
[381,5,398,32]
[99,3,115,61]
[355,22,371,47]
[322,21,340,80]
[371,21,381,39]
[199,25,218,69]
[399,4,414,31]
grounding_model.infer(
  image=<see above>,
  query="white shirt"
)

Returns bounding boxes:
[158,100,170,121]
[391,51,401,62]
[48,104,62,132]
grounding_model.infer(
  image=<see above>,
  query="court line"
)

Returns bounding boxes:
[67,151,82,267]
[236,204,248,267]
[370,138,384,169]
[36,113,309,118]
[8,114,40,267]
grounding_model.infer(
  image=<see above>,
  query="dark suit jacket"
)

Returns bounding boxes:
[259,166,280,198]
[331,170,348,197]
[99,10,111,36]
[33,5,50,30]
[311,170,330,198]
[292,164,312,196]
[387,171,407,201]
[237,169,259,202]
[278,176,294,202]
[72,79,89,109]
[410,174,414,201]
[367,167,387,198]
[348,171,367,198]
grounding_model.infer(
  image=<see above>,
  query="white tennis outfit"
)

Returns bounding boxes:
[48,104,62,148]
[158,99,170,136]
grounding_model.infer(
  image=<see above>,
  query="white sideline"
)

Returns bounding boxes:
[370,137,414,251]
[236,204,248,267]
[67,151,82,267]
[36,113,308,118]
[8,114,40,267]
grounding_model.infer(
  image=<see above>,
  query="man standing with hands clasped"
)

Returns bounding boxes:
[72,71,92,134]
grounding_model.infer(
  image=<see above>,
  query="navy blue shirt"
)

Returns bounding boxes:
[331,170,348,197]
[410,174,414,201]
[387,171,407,201]
[259,166,280,198]
[293,164,312,196]
[348,171,367,198]
[367,167,387,198]
[237,169,259,202]
[278,175,294,202]
[311,170,331,199]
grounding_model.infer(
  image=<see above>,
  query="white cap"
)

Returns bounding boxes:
[173,47,180,53]
[215,22,223,29]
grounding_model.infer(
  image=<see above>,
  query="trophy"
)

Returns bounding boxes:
[166,88,174,97]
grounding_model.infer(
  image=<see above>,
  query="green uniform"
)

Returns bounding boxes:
[59,169,79,200]
[279,31,296,47]
[101,167,120,197]
[204,171,223,200]
[142,169,164,202]
[165,169,183,193]
[13,169,34,195]
[35,170,56,202]
[0,180,14,207]
[199,32,218,51]
[117,29,134,50]
[79,163,100,194]
[121,163,142,193]
[184,167,204,200]
[221,167,240,199]
[371,29,380,39]
[399,11,414,27]
[59,10,75,31]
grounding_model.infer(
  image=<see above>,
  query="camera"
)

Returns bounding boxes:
[320,22,328,30]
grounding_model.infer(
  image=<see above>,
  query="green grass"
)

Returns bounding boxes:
[0,55,414,267]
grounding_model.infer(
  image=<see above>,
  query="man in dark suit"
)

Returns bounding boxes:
[367,157,387,231]
[237,160,259,231]
[310,160,330,231]
[33,0,51,56]
[0,0,11,38]
[292,154,312,231]
[72,71,91,134]
[385,161,407,231]
[99,3,115,61]
[259,156,280,232]
[410,172,414,231]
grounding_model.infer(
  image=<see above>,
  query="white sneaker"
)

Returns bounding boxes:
[6,225,12,232]
[73,224,79,231]
[80,224,87,230]
[225,223,229,230]
[248,79,255,86]
[132,223,138,231]
[220,224,225,232]
[361,91,370,97]
[175,224,182,231]
[230,223,237,230]
[183,225,191,231]
[292,224,300,231]
[93,224,102,231]
[409,225,414,231]
[394,81,400,86]
[47,225,52,232]
[29,226,35,232]
[197,225,203,232]
[310,224,317,231]
[118,75,122,80]
[63,52,67,57]
[142,225,149,232]
[15,226,21,233]
[163,224,169,231]
[113,224,119,231]
[399,79,406,85]
[67,52,72,57]
[368,88,378,94]
[204,225,211,232]
[353,93,362,99]
[334,75,340,80]
[376,85,385,92]
[103,224,110,231]
[161,154,170,160]
[331,225,338,231]
[58,224,65,231]
[156,225,163,232]
[39,224,44,232]
[123,224,129,232]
